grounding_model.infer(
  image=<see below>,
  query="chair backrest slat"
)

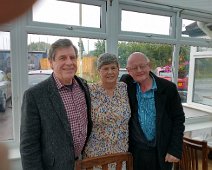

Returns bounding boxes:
[102,164,108,170]
[116,161,122,170]
[75,152,133,170]
[175,136,208,170]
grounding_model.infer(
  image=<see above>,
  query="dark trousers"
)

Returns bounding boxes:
[132,145,161,170]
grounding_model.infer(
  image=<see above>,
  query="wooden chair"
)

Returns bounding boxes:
[75,152,133,170]
[176,136,208,170]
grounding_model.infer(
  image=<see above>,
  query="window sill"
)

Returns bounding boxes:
[185,120,212,132]
[9,147,20,160]
[183,103,212,114]
[183,103,212,132]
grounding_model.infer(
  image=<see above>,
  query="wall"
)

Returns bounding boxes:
[10,159,22,170]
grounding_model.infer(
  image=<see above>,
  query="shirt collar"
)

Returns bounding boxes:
[135,75,157,92]
[151,76,157,90]
[53,73,78,90]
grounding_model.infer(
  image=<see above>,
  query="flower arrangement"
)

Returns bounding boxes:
[160,60,189,78]
[162,65,172,73]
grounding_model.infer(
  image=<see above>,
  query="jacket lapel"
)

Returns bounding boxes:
[153,74,167,133]
[47,76,72,138]
[128,81,138,114]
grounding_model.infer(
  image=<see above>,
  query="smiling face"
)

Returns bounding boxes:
[49,46,77,85]
[127,52,151,84]
[98,63,119,85]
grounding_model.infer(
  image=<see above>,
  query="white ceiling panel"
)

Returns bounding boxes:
[141,0,212,14]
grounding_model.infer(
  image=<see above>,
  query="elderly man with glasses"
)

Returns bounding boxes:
[120,52,185,170]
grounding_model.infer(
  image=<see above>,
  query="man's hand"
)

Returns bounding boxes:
[165,153,179,163]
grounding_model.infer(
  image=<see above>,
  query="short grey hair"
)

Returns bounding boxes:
[48,39,78,61]
[97,53,119,70]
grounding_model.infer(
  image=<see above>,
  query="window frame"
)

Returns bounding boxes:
[180,15,212,46]
[187,50,212,113]
[26,0,107,38]
[0,20,28,152]
[119,4,176,40]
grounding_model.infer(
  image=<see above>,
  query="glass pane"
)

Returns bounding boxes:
[118,41,176,83]
[193,57,212,106]
[28,34,105,84]
[0,31,13,141]
[177,45,190,103]
[33,0,101,28]
[182,19,212,39]
[117,41,192,104]
[118,41,173,69]
[121,10,170,35]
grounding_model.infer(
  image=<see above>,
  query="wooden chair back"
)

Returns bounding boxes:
[75,152,133,170]
[178,136,208,170]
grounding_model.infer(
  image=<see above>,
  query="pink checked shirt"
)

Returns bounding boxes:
[53,74,88,157]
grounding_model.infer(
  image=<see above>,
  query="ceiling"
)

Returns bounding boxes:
[142,0,212,14]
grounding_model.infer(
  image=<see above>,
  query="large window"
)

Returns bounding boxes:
[193,57,212,106]
[121,10,170,35]
[118,41,173,68]
[33,0,101,28]
[0,31,13,142]
[27,34,104,85]
[187,51,212,111]
[180,14,212,111]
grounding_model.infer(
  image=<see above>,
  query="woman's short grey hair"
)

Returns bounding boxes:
[48,39,78,61]
[97,53,119,70]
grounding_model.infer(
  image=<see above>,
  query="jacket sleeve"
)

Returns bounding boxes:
[119,74,129,83]
[167,83,185,159]
[20,90,44,170]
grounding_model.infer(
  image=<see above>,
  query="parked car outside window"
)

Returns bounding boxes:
[0,70,11,112]
[28,69,53,87]
[155,67,188,102]
[118,68,128,80]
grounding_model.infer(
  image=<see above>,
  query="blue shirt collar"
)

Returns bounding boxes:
[134,75,157,91]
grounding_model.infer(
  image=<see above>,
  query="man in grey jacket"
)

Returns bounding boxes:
[20,39,92,170]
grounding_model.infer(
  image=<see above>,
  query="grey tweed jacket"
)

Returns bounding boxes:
[20,75,92,170]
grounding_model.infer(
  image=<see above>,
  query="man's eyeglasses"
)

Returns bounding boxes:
[127,63,149,72]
